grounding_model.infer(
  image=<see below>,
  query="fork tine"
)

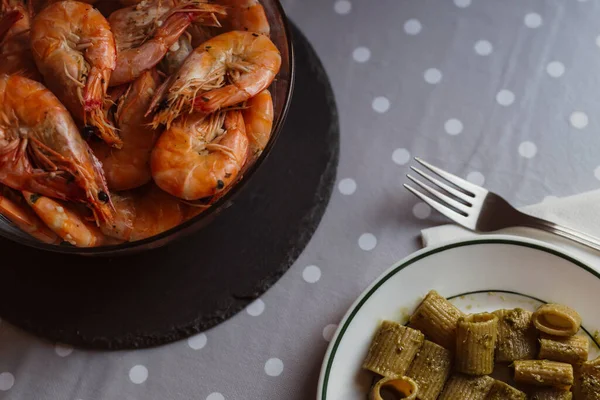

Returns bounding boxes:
[404,184,471,225]
[407,174,470,215]
[410,166,473,204]
[414,157,487,197]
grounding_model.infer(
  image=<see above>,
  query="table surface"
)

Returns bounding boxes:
[3,0,600,399]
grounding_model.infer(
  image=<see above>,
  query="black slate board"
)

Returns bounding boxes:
[0,23,340,350]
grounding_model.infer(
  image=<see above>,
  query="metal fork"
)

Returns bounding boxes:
[404,157,600,252]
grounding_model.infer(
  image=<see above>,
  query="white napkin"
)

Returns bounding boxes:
[421,189,600,268]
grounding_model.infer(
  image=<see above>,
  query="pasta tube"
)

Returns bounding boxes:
[408,290,464,350]
[574,355,600,399]
[369,376,418,400]
[513,360,573,388]
[362,321,424,378]
[493,308,537,362]
[455,312,498,375]
[538,334,589,364]
[406,340,451,400]
[532,304,581,337]
[437,374,494,400]
[529,388,573,400]
[487,380,526,400]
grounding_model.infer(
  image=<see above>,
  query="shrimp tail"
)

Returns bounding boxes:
[192,85,249,114]
[0,9,23,41]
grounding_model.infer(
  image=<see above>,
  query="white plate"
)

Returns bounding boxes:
[317,235,600,400]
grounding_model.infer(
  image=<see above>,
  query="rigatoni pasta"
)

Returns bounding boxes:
[455,312,498,375]
[408,290,464,350]
[513,360,574,388]
[493,308,537,362]
[487,380,526,400]
[532,304,582,337]
[406,340,451,400]
[369,376,418,400]
[437,374,494,400]
[362,321,424,378]
[538,334,589,365]
[529,388,573,400]
[573,355,600,399]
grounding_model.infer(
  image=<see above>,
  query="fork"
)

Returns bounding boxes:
[404,157,600,252]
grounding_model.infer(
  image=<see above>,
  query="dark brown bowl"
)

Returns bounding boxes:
[0,0,295,256]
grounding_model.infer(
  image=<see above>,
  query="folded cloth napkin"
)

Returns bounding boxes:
[421,189,600,268]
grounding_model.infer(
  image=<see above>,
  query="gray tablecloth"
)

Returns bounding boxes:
[2,0,600,399]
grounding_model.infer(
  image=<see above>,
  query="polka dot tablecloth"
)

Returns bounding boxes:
[3,0,600,399]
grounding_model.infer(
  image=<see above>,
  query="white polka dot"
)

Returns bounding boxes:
[323,324,338,342]
[206,393,225,400]
[404,19,422,35]
[338,178,356,195]
[392,148,410,165]
[358,233,377,251]
[333,0,351,14]
[474,40,493,56]
[518,141,537,158]
[264,358,284,377]
[543,195,559,203]
[0,373,14,391]
[424,68,442,84]
[570,111,589,129]
[372,96,390,113]
[466,171,485,186]
[54,343,73,357]
[302,265,321,283]
[496,90,515,106]
[352,47,371,63]
[129,365,148,384]
[454,0,471,8]
[524,13,542,28]
[413,202,431,219]
[444,119,463,135]
[246,299,265,316]
[187,333,207,350]
[546,61,565,78]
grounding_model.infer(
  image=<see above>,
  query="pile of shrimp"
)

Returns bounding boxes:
[0,0,280,247]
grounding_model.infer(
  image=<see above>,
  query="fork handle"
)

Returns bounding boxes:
[521,215,600,252]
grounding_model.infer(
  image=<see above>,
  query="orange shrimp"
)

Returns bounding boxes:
[217,0,269,35]
[100,184,185,242]
[0,1,41,80]
[243,89,273,162]
[0,74,113,224]
[23,191,106,247]
[151,110,249,200]
[148,30,281,128]
[108,0,226,87]
[29,0,98,15]
[30,0,120,147]
[0,186,60,244]
[90,69,161,191]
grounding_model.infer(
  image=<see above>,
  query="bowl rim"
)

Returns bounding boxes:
[0,0,296,256]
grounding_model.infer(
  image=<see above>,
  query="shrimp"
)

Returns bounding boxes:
[0,185,60,244]
[0,74,113,224]
[148,30,281,128]
[217,0,269,35]
[23,191,106,247]
[30,0,120,147]
[151,110,249,200]
[29,0,98,15]
[100,184,185,242]
[160,31,194,75]
[108,0,226,87]
[0,0,41,80]
[242,89,273,162]
[90,69,161,191]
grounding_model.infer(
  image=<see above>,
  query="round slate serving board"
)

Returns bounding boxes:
[0,23,340,350]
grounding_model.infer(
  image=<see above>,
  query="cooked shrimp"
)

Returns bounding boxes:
[90,69,161,191]
[148,30,281,127]
[0,1,41,80]
[217,0,269,35]
[0,185,60,243]
[100,184,185,241]
[160,31,194,75]
[0,74,113,224]
[30,0,98,15]
[23,191,105,247]
[151,110,249,200]
[243,89,273,162]
[30,0,120,147]
[108,0,226,87]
